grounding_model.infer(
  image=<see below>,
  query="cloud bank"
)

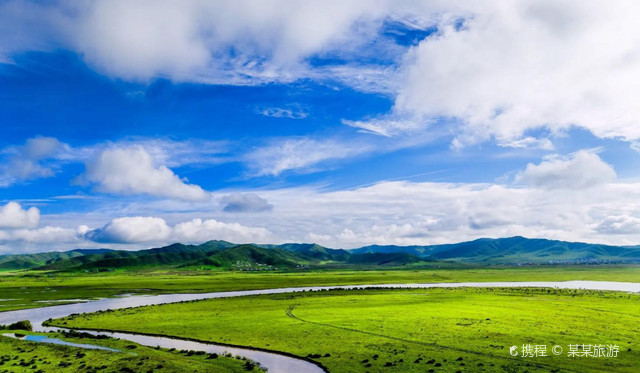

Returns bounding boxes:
[85,216,272,245]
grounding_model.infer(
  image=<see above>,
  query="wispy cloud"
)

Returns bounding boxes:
[243,137,374,177]
[342,113,431,137]
[256,106,309,120]
[0,137,73,187]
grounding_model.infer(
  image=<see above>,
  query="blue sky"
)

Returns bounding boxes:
[2,1,640,253]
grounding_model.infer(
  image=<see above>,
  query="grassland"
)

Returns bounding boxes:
[1,265,639,311]
[51,287,640,373]
[0,330,261,372]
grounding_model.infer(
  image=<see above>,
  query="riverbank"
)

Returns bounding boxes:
[49,285,640,373]
[1,265,639,312]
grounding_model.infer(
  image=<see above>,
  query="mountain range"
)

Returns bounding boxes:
[2,236,639,271]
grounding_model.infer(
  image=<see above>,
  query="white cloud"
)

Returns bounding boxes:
[243,137,373,176]
[5,1,640,150]
[257,106,308,120]
[515,150,616,189]
[83,146,210,201]
[8,177,640,250]
[84,216,272,244]
[396,1,640,146]
[220,193,273,213]
[101,138,228,168]
[595,215,640,235]
[0,202,40,229]
[0,137,71,187]
[5,226,83,244]
[86,216,172,243]
[0,0,411,85]
[342,114,431,137]
[0,137,226,191]
[172,218,273,244]
[497,137,555,151]
[0,1,442,90]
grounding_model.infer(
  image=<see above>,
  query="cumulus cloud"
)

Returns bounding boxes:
[1,226,84,244]
[7,177,640,250]
[5,1,640,149]
[164,176,640,248]
[172,218,273,243]
[83,146,210,201]
[101,138,227,168]
[0,202,40,229]
[396,1,640,146]
[0,137,226,192]
[220,193,273,213]
[86,216,172,243]
[595,215,640,235]
[0,0,425,85]
[0,137,71,187]
[84,216,272,244]
[515,150,616,189]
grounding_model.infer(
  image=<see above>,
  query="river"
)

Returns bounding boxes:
[0,280,638,373]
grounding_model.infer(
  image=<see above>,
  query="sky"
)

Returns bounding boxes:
[3,0,640,253]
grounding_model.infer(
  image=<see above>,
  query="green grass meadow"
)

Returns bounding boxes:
[51,287,640,373]
[0,330,261,372]
[0,266,638,372]
[1,265,639,311]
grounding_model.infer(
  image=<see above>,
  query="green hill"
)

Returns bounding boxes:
[39,242,231,271]
[350,244,440,257]
[273,243,350,261]
[0,249,112,271]
[200,244,302,269]
[428,236,640,264]
[346,252,422,266]
[3,236,639,272]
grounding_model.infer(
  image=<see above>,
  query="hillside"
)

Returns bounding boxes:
[39,241,235,271]
[2,236,639,271]
[427,236,640,264]
[350,244,440,257]
[26,241,429,271]
[0,249,113,271]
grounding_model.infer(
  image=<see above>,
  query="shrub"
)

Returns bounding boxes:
[8,320,32,331]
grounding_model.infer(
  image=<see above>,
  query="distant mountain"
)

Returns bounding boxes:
[350,245,440,257]
[273,243,350,261]
[200,244,302,268]
[353,236,640,264]
[0,249,113,270]
[2,236,638,272]
[31,241,427,271]
[346,252,423,266]
[427,236,640,264]
[39,242,232,271]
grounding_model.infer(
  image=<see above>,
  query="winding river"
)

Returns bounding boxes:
[1,280,639,373]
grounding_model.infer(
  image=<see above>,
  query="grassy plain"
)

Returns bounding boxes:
[0,330,260,372]
[52,287,640,373]
[1,265,639,311]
